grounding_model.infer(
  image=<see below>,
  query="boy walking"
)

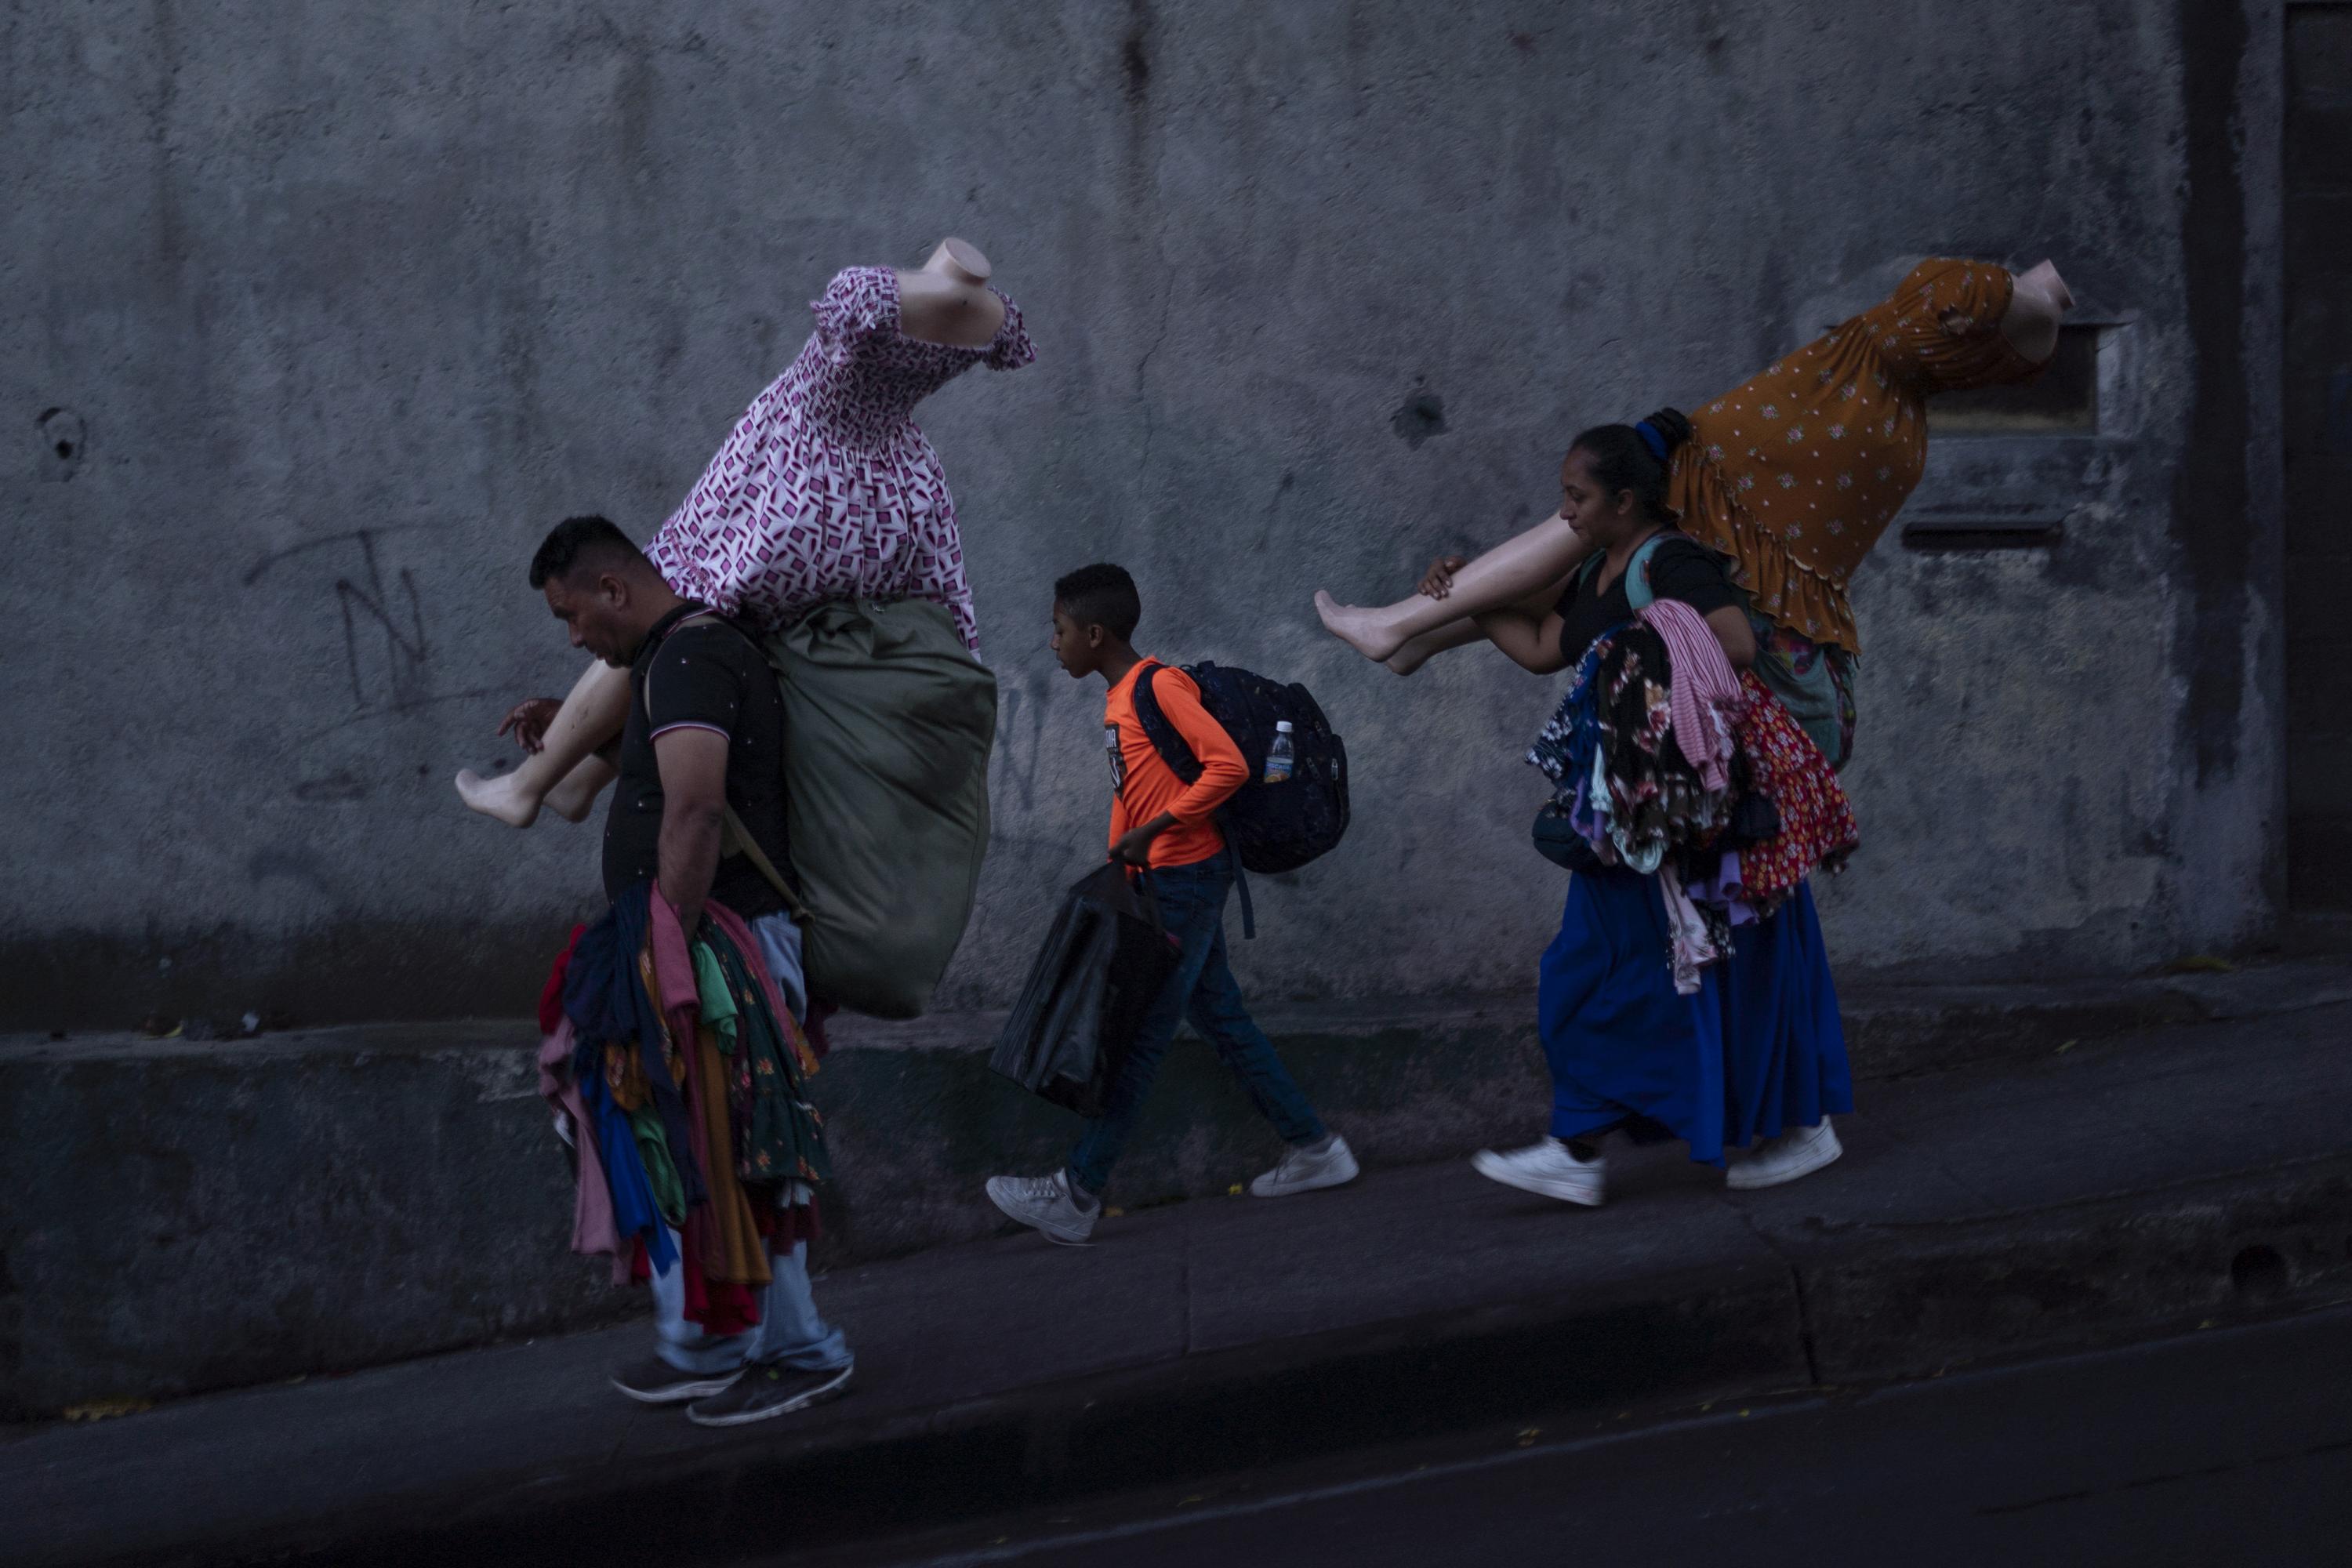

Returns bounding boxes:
[986,564,1358,1244]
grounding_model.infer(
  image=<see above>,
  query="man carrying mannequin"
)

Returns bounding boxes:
[530,514,854,1428]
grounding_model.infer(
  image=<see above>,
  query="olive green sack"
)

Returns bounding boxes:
[740,599,996,1020]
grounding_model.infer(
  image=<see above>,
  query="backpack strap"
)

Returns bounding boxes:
[1127,661,1200,783]
[636,614,815,926]
[1623,533,1670,613]
[1574,532,1675,615]
[1126,661,1256,941]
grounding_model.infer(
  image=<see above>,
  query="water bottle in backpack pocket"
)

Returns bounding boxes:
[1263,721,1295,783]
[1130,662,1348,879]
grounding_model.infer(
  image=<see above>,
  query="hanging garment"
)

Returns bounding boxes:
[647,267,1036,655]
[1726,673,1860,909]
[1635,599,1744,793]
[557,883,832,1328]
[536,1017,623,1281]
[564,890,706,1210]
[1527,623,1736,873]
[1657,860,1722,997]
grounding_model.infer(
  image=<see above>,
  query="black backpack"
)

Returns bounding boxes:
[1131,661,1350,933]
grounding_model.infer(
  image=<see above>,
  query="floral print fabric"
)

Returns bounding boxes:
[1529,631,1859,992]
[1669,259,2042,655]
[1721,671,1860,907]
[1528,624,1737,878]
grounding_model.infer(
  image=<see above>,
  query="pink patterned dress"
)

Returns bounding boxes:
[646,266,1034,655]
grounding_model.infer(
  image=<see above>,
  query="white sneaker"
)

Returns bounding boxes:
[985,1170,1100,1246]
[1250,1134,1361,1197]
[1726,1119,1842,1190]
[1471,1138,1606,1207]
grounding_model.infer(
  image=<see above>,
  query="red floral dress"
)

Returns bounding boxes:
[1728,671,1859,908]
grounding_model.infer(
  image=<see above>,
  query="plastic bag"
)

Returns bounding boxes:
[989,863,1182,1116]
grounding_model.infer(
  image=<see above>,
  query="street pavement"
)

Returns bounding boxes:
[809,1305,2352,1567]
[12,1000,2352,1566]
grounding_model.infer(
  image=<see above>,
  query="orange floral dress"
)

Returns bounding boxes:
[1668,260,2045,656]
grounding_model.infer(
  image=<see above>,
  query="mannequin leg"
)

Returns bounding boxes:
[1381,618,1488,675]
[1316,516,1593,664]
[1999,260,2073,362]
[1383,568,1584,674]
[455,659,630,828]
[1472,603,1563,676]
[544,753,619,823]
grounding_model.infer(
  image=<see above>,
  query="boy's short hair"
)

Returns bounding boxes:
[529,514,646,589]
[1054,563,1142,641]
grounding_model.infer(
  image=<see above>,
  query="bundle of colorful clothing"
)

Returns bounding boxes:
[1528,600,1858,994]
[535,883,828,1335]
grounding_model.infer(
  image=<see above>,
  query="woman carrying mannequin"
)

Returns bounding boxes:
[1316,257,2071,768]
[1468,415,1853,1204]
[459,238,1034,826]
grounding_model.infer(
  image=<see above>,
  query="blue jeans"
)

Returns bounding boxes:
[652,1236,852,1374]
[1065,851,1327,1196]
[650,909,849,1374]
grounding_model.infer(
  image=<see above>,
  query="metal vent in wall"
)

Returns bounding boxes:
[1900,503,2068,551]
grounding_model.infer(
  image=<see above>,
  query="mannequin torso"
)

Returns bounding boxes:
[896,238,1007,348]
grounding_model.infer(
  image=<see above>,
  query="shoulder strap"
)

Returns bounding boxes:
[1127,660,1203,785]
[720,805,815,924]
[1572,534,1670,612]
[1623,534,1671,613]
[637,619,815,927]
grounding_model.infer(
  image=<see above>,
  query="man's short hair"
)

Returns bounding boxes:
[528,515,648,590]
[1054,563,1142,641]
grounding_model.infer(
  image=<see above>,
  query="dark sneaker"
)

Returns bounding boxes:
[610,1355,742,1405]
[685,1360,854,1428]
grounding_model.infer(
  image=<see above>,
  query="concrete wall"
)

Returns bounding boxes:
[2285,0,2352,906]
[2,1,2287,1029]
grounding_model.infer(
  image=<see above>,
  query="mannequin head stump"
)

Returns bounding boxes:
[926,237,993,284]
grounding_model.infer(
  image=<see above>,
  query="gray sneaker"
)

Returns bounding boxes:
[985,1170,1100,1245]
[609,1355,742,1405]
[1250,1134,1361,1197]
[684,1360,853,1428]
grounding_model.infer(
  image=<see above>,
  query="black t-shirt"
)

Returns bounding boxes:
[1555,532,1747,667]
[601,604,793,918]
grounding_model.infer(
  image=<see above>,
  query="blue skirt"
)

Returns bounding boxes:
[1537,869,1852,1166]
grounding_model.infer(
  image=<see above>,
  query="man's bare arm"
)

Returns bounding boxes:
[652,728,730,931]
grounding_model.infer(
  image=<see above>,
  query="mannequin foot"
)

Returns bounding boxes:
[544,768,604,824]
[1314,590,1406,664]
[455,768,543,829]
[1385,644,1432,677]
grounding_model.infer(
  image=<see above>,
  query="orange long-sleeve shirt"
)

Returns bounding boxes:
[1104,659,1249,869]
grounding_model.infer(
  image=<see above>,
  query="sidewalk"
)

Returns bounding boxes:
[14,995,2352,1567]
[12,954,2351,1422]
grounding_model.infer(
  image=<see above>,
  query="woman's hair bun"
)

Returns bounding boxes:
[1641,406,1692,454]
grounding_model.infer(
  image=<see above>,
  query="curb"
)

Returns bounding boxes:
[11,959,2349,1421]
[109,1152,2352,1568]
